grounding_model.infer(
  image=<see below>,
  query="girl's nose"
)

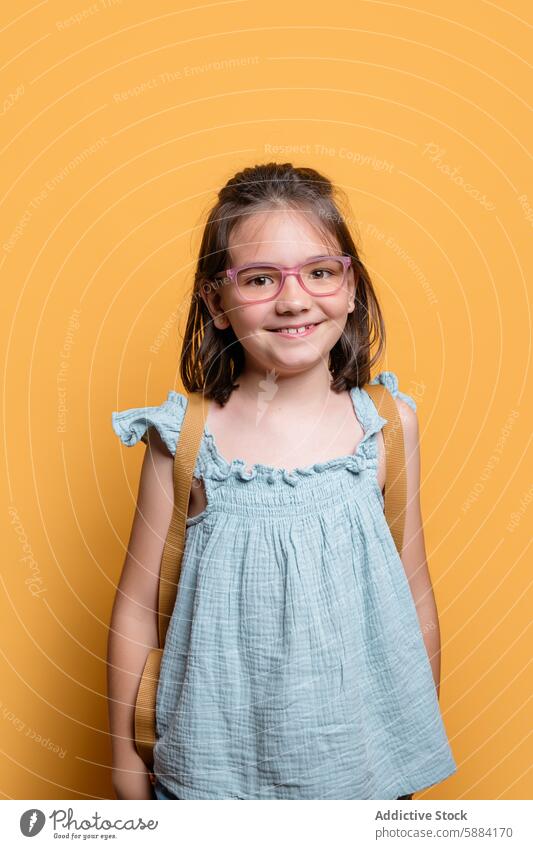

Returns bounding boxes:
[275,272,313,308]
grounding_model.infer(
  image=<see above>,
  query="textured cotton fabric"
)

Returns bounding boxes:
[112,370,457,800]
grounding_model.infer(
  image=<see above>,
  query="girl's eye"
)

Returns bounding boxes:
[245,275,274,287]
[310,267,332,279]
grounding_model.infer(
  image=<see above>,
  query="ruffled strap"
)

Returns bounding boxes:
[111,390,187,456]
[368,370,417,411]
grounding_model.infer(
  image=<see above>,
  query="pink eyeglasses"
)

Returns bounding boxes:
[212,255,353,303]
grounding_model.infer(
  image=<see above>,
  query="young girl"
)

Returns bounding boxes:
[108,162,457,800]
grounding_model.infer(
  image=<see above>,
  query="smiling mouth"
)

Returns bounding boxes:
[267,322,324,337]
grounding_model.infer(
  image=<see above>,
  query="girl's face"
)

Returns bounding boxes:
[202,208,356,377]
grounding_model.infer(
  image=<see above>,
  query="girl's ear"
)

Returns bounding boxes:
[347,265,357,313]
[199,281,231,330]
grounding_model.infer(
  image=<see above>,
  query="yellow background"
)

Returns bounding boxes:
[1,0,531,800]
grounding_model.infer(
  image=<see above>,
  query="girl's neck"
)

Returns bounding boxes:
[232,364,339,417]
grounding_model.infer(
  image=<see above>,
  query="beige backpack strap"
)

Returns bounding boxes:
[135,391,208,770]
[364,383,407,558]
[157,391,209,647]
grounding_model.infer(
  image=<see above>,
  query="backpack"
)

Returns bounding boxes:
[134,382,408,772]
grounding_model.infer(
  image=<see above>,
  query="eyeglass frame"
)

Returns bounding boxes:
[210,255,353,304]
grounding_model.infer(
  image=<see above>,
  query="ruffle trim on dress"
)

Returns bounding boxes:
[368,370,417,412]
[201,428,375,487]
[111,391,187,457]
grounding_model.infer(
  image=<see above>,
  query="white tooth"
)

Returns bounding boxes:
[276,325,315,334]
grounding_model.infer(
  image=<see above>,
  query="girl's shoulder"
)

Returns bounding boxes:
[111,389,188,456]
[366,370,417,412]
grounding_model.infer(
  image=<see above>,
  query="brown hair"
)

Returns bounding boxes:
[180,162,385,405]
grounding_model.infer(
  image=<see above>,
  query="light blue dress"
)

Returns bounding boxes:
[112,371,457,800]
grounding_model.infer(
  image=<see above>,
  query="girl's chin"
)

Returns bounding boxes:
[258,346,327,371]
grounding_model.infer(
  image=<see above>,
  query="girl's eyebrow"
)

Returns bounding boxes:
[240,253,338,264]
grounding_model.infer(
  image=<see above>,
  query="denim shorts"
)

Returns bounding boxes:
[153,779,180,800]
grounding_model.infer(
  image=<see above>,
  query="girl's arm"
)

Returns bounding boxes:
[395,399,442,699]
[107,429,174,799]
